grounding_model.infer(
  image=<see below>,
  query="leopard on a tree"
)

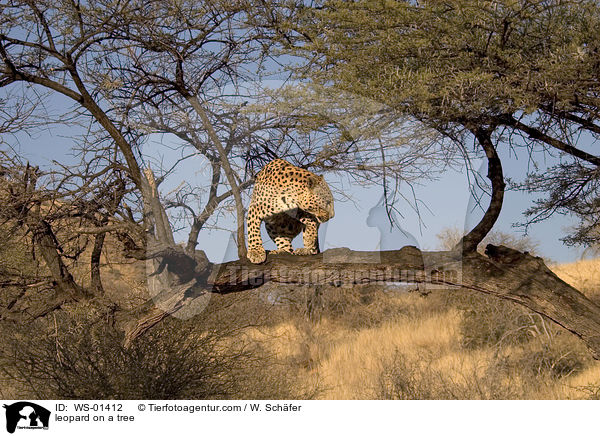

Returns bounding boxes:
[246,159,335,264]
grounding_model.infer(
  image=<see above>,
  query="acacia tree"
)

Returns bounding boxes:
[118,0,600,359]
[1,4,269,240]
[93,0,264,259]
[270,0,600,252]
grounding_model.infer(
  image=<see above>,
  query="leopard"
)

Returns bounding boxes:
[246,159,335,264]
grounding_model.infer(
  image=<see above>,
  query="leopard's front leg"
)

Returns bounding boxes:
[246,205,267,264]
[294,216,320,256]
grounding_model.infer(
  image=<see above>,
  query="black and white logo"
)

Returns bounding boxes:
[3,402,50,434]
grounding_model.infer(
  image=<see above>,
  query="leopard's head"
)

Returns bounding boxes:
[299,174,334,223]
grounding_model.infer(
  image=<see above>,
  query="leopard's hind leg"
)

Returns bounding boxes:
[265,212,302,255]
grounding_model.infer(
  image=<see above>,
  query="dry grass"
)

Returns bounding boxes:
[87,256,600,399]
[552,257,600,303]
[316,311,461,399]
[248,309,600,399]
[243,258,600,399]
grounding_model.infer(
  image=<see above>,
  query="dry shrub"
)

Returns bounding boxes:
[573,383,600,399]
[0,224,46,310]
[451,290,545,349]
[0,303,304,400]
[376,343,590,400]
[447,289,580,352]
[275,284,448,330]
[0,226,36,277]
[451,289,591,379]
[371,288,596,400]
[504,333,592,381]
[376,350,523,400]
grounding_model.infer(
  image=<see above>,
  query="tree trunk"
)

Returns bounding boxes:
[142,168,175,246]
[26,210,88,299]
[458,127,506,253]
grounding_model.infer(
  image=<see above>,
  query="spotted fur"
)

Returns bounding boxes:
[246,159,335,264]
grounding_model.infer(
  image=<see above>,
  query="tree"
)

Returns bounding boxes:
[279,0,600,251]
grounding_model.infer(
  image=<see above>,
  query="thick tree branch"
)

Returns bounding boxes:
[541,105,600,137]
[503,115,600,166]
[123,245,600,360]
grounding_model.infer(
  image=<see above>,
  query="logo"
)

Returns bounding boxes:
[3,402,50,434]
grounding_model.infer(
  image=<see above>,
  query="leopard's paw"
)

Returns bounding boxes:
[247,247,267,264]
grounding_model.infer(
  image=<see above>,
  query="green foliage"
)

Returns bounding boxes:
[299,0,600,126]
[292,0,600,244]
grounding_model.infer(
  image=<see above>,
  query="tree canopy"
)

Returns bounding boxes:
[288,0,600,246]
